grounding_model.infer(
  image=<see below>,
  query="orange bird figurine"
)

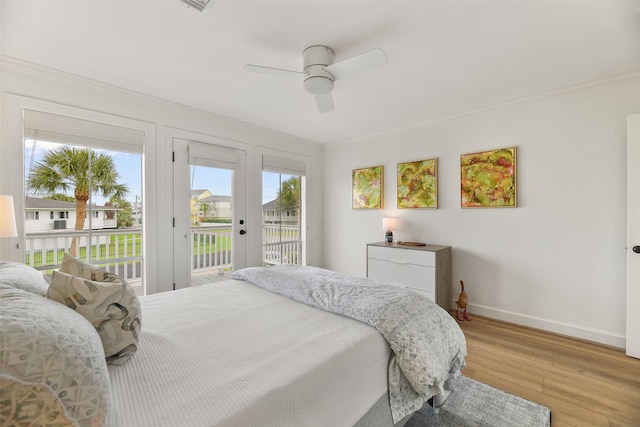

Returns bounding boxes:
[455,280,471,321]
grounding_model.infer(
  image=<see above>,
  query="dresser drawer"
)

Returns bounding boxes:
[367,245,435,267]
[367,258,436,293]
[366,242,451,310]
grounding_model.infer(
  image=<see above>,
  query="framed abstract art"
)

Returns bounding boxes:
[460,147,517,208]
[352,166,384,209]
[397,158,438,209]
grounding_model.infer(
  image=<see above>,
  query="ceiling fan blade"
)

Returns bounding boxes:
[243,64,304,79]
[324,48,388,80]
[315,93,334,113]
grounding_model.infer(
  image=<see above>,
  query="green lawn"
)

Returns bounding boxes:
[26,230,233,267]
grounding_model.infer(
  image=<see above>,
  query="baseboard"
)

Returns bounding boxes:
[460,302,626,349]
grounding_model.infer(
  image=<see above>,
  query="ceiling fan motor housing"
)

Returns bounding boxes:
[303,45,335,95]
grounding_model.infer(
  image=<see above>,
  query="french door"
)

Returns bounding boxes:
[173,138,247,289]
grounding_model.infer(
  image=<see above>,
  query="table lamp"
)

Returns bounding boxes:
[0,195,18,238]
[382,217,396,244]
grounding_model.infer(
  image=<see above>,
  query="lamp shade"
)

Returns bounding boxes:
[0,195,18,238]
[382,217,397,231]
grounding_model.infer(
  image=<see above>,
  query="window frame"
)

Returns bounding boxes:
[5,95,157,294]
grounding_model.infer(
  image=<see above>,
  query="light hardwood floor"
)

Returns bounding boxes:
[456,315,640,426]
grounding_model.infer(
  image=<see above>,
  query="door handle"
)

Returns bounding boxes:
[633,246,640,254]
[239,229,246,235]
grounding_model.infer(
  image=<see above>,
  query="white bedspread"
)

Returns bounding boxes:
[232,266,467,423]
[107,279,391,427]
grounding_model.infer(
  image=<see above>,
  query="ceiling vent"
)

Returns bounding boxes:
[177,0,215,13]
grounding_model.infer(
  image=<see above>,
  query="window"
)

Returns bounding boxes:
[50,212,54,219]
[23,110,145,294]
[26,211,39,220]
[262,154,306,266]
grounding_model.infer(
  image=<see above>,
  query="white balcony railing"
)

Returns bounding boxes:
[25,229,143,282]
[24,224,301,283]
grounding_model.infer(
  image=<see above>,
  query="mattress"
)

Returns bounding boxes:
[107,279,392,427]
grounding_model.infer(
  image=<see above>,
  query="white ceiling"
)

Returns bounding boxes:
[2,0,640,144]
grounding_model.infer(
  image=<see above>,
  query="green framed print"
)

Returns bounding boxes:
[397,158,438,209]
[352,166,384,209]
[461,147,517,208]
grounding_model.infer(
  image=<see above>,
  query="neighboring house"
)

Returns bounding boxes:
[190,189,212,225]
[200,195,232,220]
[262,199,298,225]
[25,196,117,233]
[191,189,232,224]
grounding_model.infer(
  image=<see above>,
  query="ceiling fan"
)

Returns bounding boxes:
[244,45,388,113]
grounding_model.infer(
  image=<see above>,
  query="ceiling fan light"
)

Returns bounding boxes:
[304,76,334,95]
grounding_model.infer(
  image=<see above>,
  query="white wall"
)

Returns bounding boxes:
[323,75,640,348]
[0,58,324,293]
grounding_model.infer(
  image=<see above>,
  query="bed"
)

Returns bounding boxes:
[0,260,466,427]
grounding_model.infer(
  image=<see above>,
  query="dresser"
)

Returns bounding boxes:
[366,242,451,310]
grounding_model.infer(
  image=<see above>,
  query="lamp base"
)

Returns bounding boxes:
[385,230,393,244]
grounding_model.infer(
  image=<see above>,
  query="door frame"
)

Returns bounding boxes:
[627,113,640,358]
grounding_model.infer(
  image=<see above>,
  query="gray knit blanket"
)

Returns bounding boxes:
[232,265,467,423]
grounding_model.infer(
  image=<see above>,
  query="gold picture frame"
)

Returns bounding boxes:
[352,166,384,209]
[461,147,517,208]
[397,158,438,209]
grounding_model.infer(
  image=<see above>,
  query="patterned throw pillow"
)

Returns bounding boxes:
[47,255,141,366]
[0,284,111,426]
[60,253,120,282]
[0,375,80,427]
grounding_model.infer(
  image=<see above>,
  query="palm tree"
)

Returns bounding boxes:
[28,146,129,255]
[277,176,301,224]
[200,202,210,221]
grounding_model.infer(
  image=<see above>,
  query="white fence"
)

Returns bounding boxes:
[25,224,301,281]
[25,229,143,280]
[262,225,301,265]
[192,225,232,270]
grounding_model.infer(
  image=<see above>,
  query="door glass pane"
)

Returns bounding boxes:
[262,171,302,266]
[24,139,144,294]
[189,165,233,286]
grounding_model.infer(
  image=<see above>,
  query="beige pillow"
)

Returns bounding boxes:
[48,256,141,366]
[61,252,119,282]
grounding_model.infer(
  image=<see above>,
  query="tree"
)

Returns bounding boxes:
[45,193,76,202]
[200,203,210,221]
[109,195,134,228]
[276,176,301,223]
[28,146,129,255]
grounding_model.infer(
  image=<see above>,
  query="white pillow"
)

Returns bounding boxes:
[0,261,49,296]
[48,254,141,366]
[0,284,111,426]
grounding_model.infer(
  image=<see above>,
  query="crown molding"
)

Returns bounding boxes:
[327,67,640,148]
[1,54,183,109]
[4,55,638,149]
[0,55,319,148]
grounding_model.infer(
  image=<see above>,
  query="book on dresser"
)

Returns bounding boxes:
[366,242,452,310]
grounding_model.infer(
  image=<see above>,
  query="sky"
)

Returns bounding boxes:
[25,139,287,206]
